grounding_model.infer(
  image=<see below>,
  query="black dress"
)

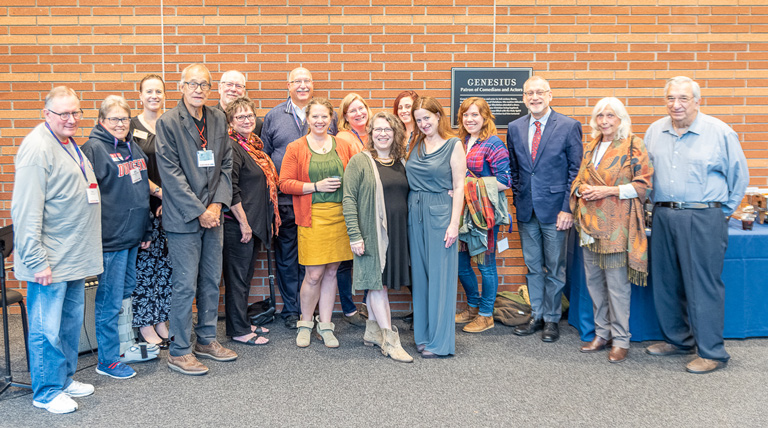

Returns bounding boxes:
[375,160,411,289]
[130,116,173,327]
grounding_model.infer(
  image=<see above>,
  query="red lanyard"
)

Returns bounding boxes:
[195,115,208,149]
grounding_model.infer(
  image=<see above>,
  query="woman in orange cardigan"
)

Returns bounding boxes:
[279,98,360,348]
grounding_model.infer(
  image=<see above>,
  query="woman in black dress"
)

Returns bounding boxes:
[222,97,280,346]
[130,74,172,348]
[343,112,412,362]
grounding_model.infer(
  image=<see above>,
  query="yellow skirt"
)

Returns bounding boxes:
[298,202,353,266]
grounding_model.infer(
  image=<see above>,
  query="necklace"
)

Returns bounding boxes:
[308,135,330,153]
[375,157,395,166]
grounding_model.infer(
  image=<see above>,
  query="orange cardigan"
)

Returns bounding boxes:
[335,129,367,152]
[278,135,361,227]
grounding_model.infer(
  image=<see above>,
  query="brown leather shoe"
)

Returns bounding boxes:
[645,342,695,356]
[463,315,494,333]
[455,306,479,324]
[608,346,628,363]
[580,336,612,353]
[167,353,209,376]
[686,357,727,374]
[193,341,238,362]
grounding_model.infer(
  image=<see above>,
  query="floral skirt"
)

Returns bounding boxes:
[132,216,173,327]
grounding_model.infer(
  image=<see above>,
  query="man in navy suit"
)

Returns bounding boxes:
[507,76,583,342]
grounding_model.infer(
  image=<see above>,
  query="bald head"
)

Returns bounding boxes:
[287,67,314,108]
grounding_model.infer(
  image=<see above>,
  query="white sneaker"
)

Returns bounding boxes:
[32,392,78,414]
[62,380,94,398]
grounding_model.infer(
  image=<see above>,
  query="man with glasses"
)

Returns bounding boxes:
[215,70,263,137]
[262,67,338,328]
[12,87,103,413]
[644,76,748,374]
[507,76,583,343]
[156,63,235,375]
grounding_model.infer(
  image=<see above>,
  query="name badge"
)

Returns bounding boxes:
[130,168,142,184]
[133,129,148,140]
[87,183,100,204]
[197,149,215,167]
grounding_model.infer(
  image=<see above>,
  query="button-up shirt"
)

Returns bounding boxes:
[645,111,749,215]
[527,108,552,154]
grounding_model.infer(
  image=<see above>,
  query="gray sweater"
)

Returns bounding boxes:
[12,123,103,282]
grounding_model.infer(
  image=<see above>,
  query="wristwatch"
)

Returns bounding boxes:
[152,186,161,195]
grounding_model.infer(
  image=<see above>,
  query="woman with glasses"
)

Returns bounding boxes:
[393,90,419,146]
[343,112,413,363]
[407,96,466,358]
[454,97,512,333]
[130,74,173,350]
[82,95,152,379]
[221,96,279,346]
[279,98,360,348]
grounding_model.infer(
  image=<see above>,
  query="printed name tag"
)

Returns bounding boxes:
[197,149,215,167]
[133,130,148,140]
[87,183,100,204]
[130,168,142,184]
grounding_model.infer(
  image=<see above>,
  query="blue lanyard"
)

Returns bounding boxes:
[113,136,133,161]
[45,122,89,183]
[290,103,304,134]
[350,128,364,146]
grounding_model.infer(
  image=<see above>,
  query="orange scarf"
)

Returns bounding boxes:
[229,128,281,236]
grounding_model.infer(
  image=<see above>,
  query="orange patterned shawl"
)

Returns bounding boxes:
[569,133,653,286]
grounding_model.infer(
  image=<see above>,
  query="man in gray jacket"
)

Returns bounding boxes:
[12,87,103,413]
[156,63,235,375]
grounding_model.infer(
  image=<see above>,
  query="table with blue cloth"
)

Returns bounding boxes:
[567,218,768,342]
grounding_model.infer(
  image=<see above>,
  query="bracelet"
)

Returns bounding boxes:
[314,182,318,192]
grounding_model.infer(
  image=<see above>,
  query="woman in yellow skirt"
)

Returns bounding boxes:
[279,98,360,348]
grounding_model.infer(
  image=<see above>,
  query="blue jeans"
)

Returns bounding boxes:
[95,246,139,365]
[518,213,567,322]
[337,260,356,315]
[27,279,85,404]
[458,226,500,317]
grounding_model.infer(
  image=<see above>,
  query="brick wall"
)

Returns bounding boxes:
[1,1,766,314]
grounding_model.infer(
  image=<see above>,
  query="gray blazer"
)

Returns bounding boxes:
[156,99,233,234]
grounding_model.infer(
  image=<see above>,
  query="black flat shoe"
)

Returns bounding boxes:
[513,318,544,336]
[541,322,560,343]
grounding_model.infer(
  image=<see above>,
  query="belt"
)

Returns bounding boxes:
[654,202,722,210]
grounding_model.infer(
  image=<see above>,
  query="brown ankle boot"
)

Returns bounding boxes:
[381,326,413,363]
[463,315,494,333]
[455,306,479,324]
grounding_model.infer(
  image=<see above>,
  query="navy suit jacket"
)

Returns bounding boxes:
[507,109,583,224]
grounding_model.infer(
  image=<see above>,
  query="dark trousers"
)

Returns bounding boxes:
[337,260,356,315]
[275,205,304,318]
[222,219,262,337]
[651,206,730,362]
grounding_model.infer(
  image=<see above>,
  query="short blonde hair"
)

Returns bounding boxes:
[98,95,131,121]
[338,93,371,131]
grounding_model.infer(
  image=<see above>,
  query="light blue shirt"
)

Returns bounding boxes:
[527,108,552,154]
[644,112,749,215]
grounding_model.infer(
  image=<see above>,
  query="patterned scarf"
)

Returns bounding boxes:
[569,134,653,286]
[228,128,281,236]
[462,175,496,263]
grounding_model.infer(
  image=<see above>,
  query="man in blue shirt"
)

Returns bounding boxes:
[644,76,749,374]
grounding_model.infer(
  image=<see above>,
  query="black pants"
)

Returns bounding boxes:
[650,206,730,362]
[222,218,263,337]
[274,205,304,318]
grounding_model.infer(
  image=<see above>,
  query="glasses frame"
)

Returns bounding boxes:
[47,109,84,121]
[184,81,211,91]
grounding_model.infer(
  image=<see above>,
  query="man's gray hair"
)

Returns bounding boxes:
[220,70,246,85]
[179,63,212,87]
[44,86,78,109]
[664,76,701,102]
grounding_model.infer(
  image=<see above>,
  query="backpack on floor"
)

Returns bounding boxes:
[492,290,532,326]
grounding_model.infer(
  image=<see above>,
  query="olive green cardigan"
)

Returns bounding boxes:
[342,151,400,291]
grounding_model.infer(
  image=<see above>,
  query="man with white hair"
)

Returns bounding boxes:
[12,86,103,413]
[215,70,262,136]
[644,76,749,374]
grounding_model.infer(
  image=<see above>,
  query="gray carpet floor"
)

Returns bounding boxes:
[1,313,768,427]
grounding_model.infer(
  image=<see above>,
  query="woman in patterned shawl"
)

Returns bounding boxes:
[570,97,653,363]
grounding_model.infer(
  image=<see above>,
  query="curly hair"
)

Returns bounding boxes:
[366,111,407,163]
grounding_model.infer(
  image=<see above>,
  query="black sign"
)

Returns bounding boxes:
[450,67,532,129]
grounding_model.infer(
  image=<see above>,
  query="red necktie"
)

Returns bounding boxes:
[531,121,542,162]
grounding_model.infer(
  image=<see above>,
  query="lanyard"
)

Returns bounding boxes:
[45,122,89,183]
[350,128,364,146]
[113,136,133,161]
[290,103,304,134]
[195,115,208,149]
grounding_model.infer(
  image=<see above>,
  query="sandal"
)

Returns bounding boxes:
[233,334,269,346]
[251,325,269,335]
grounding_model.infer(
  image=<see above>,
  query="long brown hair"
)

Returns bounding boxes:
[366,112,407,163]
[407,96,454,159]
[457,97,497,141]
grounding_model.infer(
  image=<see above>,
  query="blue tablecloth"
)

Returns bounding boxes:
[567,218,768,342]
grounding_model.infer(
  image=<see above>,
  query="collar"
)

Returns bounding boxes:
[661,111,703,137]
[529,108,552,128]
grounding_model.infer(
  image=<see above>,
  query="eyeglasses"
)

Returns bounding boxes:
[666,96,693,105]
[105,117,130,125]
[234,114,255,122]
[184,81,211,91]
[289,79,312,85]
[372,128,393,134]
[524,90,550,97]
[222,82,245,91]
[48,109,84,121]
